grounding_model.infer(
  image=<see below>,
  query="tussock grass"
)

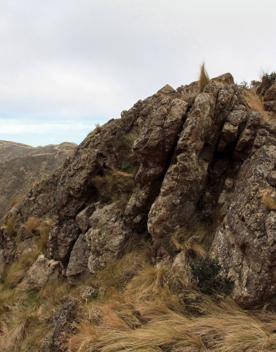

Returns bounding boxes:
[2,215,17,237]
[3,249,40,287]
[82,246,152,300]
[2,217,54,288]
[70,295,276,352]
[92,169,135,203]
[23,217,53,249]
[198,63,210,92]
[97,308,276,352]
[69,259,276,352]
[1,241,276,352]
[24,216,42,235]
[0,289,46,352]
[243,89,276,124]
[262,189,276,210]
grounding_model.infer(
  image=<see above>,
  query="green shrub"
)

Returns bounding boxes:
[191,258,233,295]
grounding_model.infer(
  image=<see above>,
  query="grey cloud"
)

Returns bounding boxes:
[0,0,275,144]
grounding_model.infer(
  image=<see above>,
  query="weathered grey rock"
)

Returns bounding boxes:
[41,299,77,352]
[80,285,98,301]
[157,84,175,94]
[19,254,61,291]
[47,220,80,262]
[264,82,276,112]
[211,145,276,306]
[218,108,248,152]
[234,112,260,158]
[86,203,129,274]
[148,92,217,252]
[66,233,89,277]
[75,205,95,233]
[125,97,189,230]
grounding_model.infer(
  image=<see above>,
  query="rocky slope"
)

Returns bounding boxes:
[0,141,76,219]
[0,72,275,352]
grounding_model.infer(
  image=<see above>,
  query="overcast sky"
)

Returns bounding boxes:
[0,0,275,146]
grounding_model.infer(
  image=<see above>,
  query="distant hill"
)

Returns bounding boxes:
[0,140,76,219]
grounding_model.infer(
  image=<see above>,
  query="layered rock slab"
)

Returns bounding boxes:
[212,145,276,306]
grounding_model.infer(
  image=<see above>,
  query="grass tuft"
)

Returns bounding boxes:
[261,189,276,210]
[198,63,210,92]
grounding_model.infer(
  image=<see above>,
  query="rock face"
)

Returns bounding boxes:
[41,299,77,352]
[211,145,276,306]
[0,141,76,219]
[1,73,276,308]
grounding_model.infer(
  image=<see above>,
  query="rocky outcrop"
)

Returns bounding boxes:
[1,72,276,309]
[256,73,276,113]
[125,92,188,230]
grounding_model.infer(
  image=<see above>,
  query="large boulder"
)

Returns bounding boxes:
[18,254,61,291]
[66,234,89,278]
[86,203,129,274]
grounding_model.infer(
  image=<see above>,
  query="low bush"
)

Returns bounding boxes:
[191,258,233,296]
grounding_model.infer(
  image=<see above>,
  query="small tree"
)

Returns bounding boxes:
[199,63,210,92]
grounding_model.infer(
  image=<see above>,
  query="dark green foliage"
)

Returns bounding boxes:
[191,258,233,296]
[120,160,135,173]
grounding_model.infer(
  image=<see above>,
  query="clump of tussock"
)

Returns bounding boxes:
[70,295,276,352]
[198,63,210,92]
[3,249,40,288]
[261,189,276,210]
[0,289,48,352]
[92,169,135,204]
[69,252,276,352]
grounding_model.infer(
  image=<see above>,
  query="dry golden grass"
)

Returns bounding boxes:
[69,258,276,352]
[4,249,40,288]
[97,308,276,352]
[1,241,276,352]
[39,278,71,306]
[262,189,276,210]
[24,216,42,235]
[199,63,210,92]
[243,89,276,124]
[70,294,276,352]
[92,169,135,203]
[245,90,265,113]
[0,320,28,352]
[2,215,17,237]
[3,218,54,289]
[0,288,46,352]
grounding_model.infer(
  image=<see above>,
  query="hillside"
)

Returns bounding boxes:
[0,72,275,352]
[0,141,76,219]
